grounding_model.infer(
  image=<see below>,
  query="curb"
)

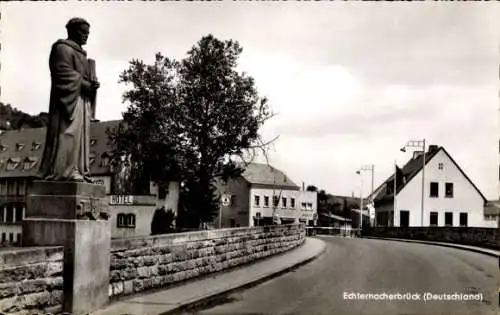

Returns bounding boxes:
[363,236,499,258]
[159,238,327,315]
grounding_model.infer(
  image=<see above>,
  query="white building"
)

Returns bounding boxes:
[371,145,488,227]
[216,163,317,228]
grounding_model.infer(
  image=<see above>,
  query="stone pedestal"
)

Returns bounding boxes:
[22,181,111,315]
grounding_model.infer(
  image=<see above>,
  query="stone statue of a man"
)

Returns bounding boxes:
[37,18,100,182]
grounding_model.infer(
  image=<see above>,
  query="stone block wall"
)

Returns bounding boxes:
[109,223,306,298]
[0,246,64,314]
[365,227,500,250]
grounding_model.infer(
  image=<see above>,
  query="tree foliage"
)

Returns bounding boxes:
[109,35,273,225]
[150,207,176,235]
[0,102,48,130]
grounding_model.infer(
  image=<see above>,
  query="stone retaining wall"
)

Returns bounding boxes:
[364,227,500,250]
[109,223,306,298]
[0,247,64,314]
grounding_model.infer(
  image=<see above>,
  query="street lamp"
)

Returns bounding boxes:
[400,139,426,226]
[355,170,364,233]
[357,165,375,227]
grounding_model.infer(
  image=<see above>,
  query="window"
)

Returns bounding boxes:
[254,195,260,207]
[430,212,438,226]
[430,182,439,197]
[31,141,41,151]
[445,212,453,226]
[282,197,287,208]
[89,154,96,166]
[445,183,453,198]
[230,219,236,227]
[306,203,313,210]
[273,196,279,207]
[101,153,110,167]
[6,158,20,171]
[15,143,25,151]
[386,184,393,195]
[5,204,14,222]
[90,139,97,146]
[117,213,126,228]
[459,213,468,227]
[158,185,168,199]
[126,214,136,228]
[0,208,4,223]
[301,202,307,210]
[9,233,13,243]
[0,144,7,152]
[1,233,5,243]
[17,233,21,244]
[400,210,410,227]
[15,205,23,222]
[263,196,269,207]
[290,198,296,209]
[438,163,444,170]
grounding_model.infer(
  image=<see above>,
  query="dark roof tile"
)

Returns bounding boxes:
[0,120,121,178]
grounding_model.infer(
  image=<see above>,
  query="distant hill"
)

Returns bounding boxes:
[0,102,48,130]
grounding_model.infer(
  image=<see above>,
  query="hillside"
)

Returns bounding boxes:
[0,102,48,130]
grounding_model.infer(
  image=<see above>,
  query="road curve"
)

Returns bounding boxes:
[184,237,498,315]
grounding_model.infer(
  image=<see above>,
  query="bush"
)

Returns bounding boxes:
[151,207,176,235]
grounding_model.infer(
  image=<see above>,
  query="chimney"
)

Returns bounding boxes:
[413,151,423,159]
[428,145,439,153]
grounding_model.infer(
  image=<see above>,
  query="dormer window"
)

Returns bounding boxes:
[90,139,97,146]
[16,143,25,151]
[31,141,41,151]
[101,152,110,167]
[0,145,7,152]
[23,156,39,170]
[6,158,21,171]
[89,153,96,166]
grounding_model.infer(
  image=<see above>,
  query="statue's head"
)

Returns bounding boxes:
[66,17,90,46]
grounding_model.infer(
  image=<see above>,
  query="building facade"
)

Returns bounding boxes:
[373,145,488,228]
[0,121,165,245]
[216,163,317,228]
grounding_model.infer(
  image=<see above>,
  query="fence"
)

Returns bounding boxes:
[306,226,359,237]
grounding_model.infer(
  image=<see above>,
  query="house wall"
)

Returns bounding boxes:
[249,188,317,227]
[396,150,485,227]
[109,195,157,239]
[214,177,250,228]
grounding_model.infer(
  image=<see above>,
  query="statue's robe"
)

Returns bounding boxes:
[37,39,93,181]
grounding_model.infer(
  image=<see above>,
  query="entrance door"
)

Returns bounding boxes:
[400,210,410,227]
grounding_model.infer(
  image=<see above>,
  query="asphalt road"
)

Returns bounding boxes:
[182,237,498,315]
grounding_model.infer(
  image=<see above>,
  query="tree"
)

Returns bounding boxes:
[306,185,318,192]
[109,35,273,227]
[151,207,176,235]
[0,102,48,130]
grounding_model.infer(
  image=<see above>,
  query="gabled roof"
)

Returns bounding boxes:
[372,146,488,206]
[241,163,299,190]
[0,120,121,179]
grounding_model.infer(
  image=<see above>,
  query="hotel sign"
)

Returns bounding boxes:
[110,195,134,205]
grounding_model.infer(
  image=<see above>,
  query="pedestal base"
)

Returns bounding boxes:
[23,181,111,314]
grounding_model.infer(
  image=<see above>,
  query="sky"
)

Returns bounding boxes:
[1,2,499,199]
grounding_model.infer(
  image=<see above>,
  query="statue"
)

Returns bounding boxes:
[37,18,100,182]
